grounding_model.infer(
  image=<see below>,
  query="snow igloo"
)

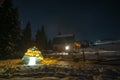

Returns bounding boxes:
[22,46,43,65]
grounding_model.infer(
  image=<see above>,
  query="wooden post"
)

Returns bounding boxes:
[82,49,85,62]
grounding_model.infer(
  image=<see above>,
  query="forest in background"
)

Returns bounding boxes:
[0,0,52,59]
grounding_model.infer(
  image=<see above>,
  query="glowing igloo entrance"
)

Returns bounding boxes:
[22,46,43,65]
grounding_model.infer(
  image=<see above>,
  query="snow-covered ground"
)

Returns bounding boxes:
[0,59,120,80]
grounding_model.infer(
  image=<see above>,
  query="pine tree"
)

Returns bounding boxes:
[22,21,32,52]
[41,25,48,50]
[35,25,48,51]
[35,29,41,50]
[11,8,22,52]
[0,0,22,58]
[47,39,52,50]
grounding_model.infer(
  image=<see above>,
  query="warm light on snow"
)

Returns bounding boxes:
[28,57,36,65]
[22,46,44,64]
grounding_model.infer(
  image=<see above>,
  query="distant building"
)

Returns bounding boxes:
[94,39,120,45]
[93,39,120,51]
[52,34,80,52]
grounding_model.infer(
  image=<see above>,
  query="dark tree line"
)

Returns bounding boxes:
[22,23,51,52]
[0,0,51,59]
[21,21,32,52]
[0,0,22,58]
[35,25,48,51]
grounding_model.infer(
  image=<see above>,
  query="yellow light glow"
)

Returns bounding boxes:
[24,46,43,60]
[41,58,57,64]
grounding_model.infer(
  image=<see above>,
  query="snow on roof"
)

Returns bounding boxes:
[56,34,74,38]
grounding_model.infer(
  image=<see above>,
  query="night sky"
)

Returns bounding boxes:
[12,0,120,41]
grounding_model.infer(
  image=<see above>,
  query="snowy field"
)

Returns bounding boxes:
[0,59,120,80]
